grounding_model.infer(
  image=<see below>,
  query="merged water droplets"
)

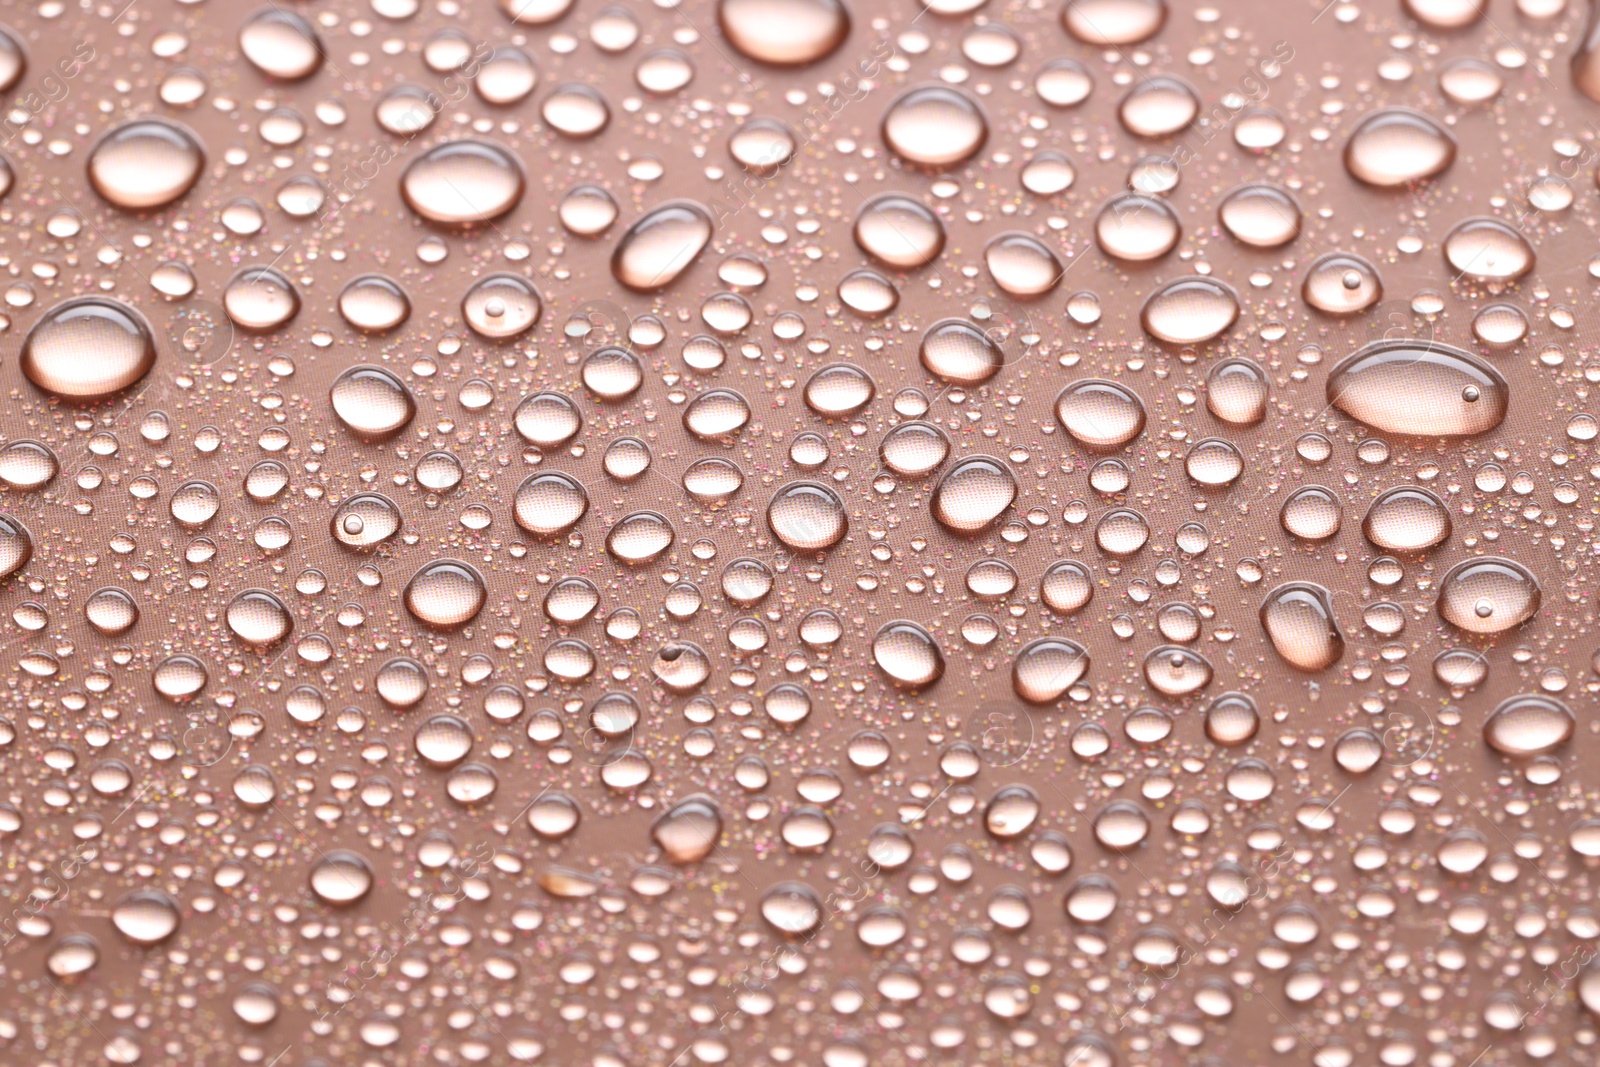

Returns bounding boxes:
[1327,340,1509,437]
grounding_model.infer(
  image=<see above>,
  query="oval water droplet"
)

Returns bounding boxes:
[767,481,848,550]
[1054,379,1146,450]
[1362,486,1451,552]
[872,621,944,689]
[1326,339,1509,437]
[879,421,949,476]
[1140,276,1239,344]
[223,266,300,331]
[332,493,402,550]
[1279,485,1343,541]
[330,366,416,440]
[611,200,714,291]
[1013,636,1089,703]
[1437,556,1540,634]
[1442,217,1535,282]
[983,233,1062,296]
[1118,76,1199,137]
[400,140,525,225]
[1344,108,1457,187]
[226,589,293,647]
[404,560,487,630]
[1483,694,1573,756]
[717,0,850,66]
[1218,182,1301,247]
[932,456,1017,534]
[1259,581,1345,672]
[1143,645,1213,696]
[853,194,945,269]
[87,120,205,211]
[513,390,583,447]
[514,471,590,537]
[337,274,410,333]
[239,7,324,80]
[606,511,676,563]
[919,319,1003,386]
[1184,438,1244,487]
[1094,193,1180,261]
[1302,252,1383,314]
[1061,0,1166,44]
[309,850,374,906]
[683,388,751,441]
[803,363,875,416]
[21,298,156,401]
[881,85,988,169]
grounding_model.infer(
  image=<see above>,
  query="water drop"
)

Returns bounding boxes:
[984,233,1062,296]
[1361,486,1451,551]
[1279,485,1343,541]
[1442,217,1535,282]
[606,511,676,563]
[400,140,525,225]
[1218,183,1301,247]
[1094,193,1180,261]
[1327,339,1509,437]
[226,589,293,647]
[1054,379,1146,451]
[919,319,1003,385]
[87,120,205,211]
[932,456,1017,534]
[1140,276,1239,344]
[514,472,589,536]
[767,481,848,550]
[1013,637,1089,702]
[718,0,850,65]
[1061,0,1166,44]
[330,366,416,440]
[239,8,324,80]
[404,560,487,630]
[1437,557,1540,634]
[1259,581,1345,672]
[1344,108,1457,186]
[872,621,944,689]
[21,298,156,400]
[337,274,410,333]
[853,194,945,269]
[223,266,300,331]
[881,85,988,169]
